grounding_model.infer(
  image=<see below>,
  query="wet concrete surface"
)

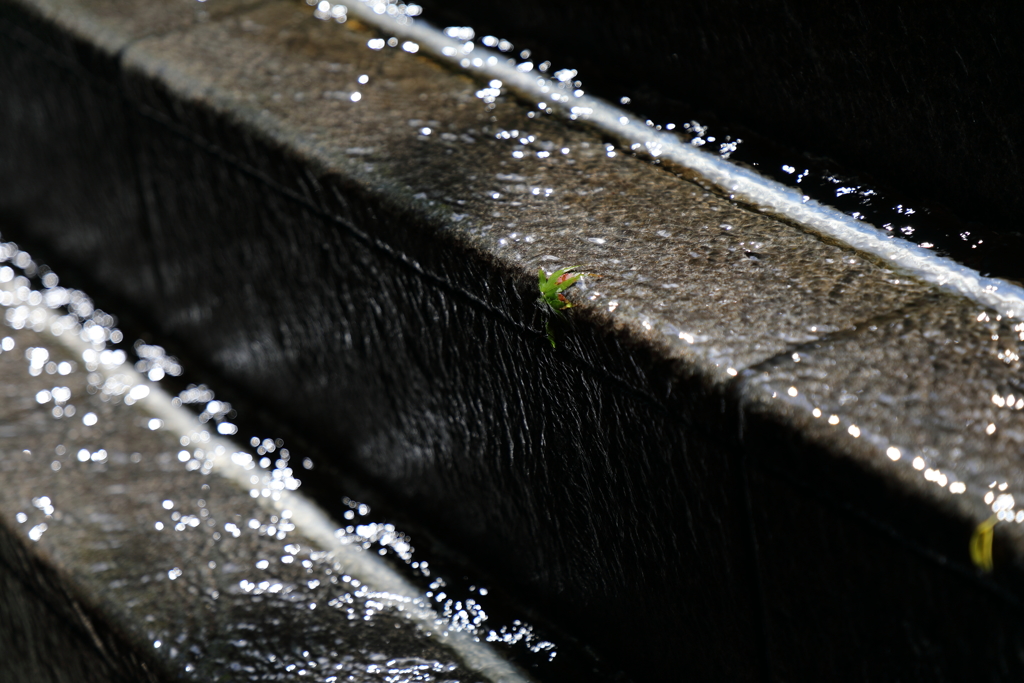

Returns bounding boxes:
[4,0,1024,680]
[121,0,933,380]
[739,290,1024,678]
[743,291,1024,538]
[113,4,932,677]
[0,289,521,682]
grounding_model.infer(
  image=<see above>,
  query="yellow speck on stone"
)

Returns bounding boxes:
[969,515,998,573]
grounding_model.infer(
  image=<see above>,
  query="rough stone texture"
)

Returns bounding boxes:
[0,322,487,683]
[1,0,261,59]
[742,292,1024,562]
[4,0,1024,680]
[107,3,933,678]
[0,532,156,683]
[122,2,931,380]
[118,139,770,679]
[740,292,1024,679]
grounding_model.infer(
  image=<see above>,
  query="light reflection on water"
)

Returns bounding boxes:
[747,302,1024,558]
[6,0,1018,671]
[316,0,1024,300]
[0,236,551,681]
[293,3,1024,540]
[419,2,1014,279]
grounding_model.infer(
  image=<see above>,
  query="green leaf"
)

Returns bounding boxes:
[539,268,563,291]
[538,265,586,315]
[554,273,582,292]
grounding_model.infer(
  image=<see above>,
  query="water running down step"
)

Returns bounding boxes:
[5,0,1024,679]
[0,247,532,682]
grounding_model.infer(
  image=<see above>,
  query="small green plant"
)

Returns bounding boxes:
[538,265,585,348]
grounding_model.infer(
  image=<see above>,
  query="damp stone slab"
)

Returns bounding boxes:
[741,290,1024,679]
[0,304,525,682]
[3,0,1024,680]
[110,3,939,677]
[120,0,934,380]
[742,291,1024,535]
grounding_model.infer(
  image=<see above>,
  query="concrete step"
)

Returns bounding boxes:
[2,0,1024,679]
[0,288,527,682]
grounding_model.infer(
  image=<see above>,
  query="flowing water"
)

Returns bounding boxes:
[5,2,1021,679]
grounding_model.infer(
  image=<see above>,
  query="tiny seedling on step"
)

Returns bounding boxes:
[538,266,586,348]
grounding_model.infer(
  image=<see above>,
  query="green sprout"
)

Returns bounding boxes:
[538,265,585,348]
